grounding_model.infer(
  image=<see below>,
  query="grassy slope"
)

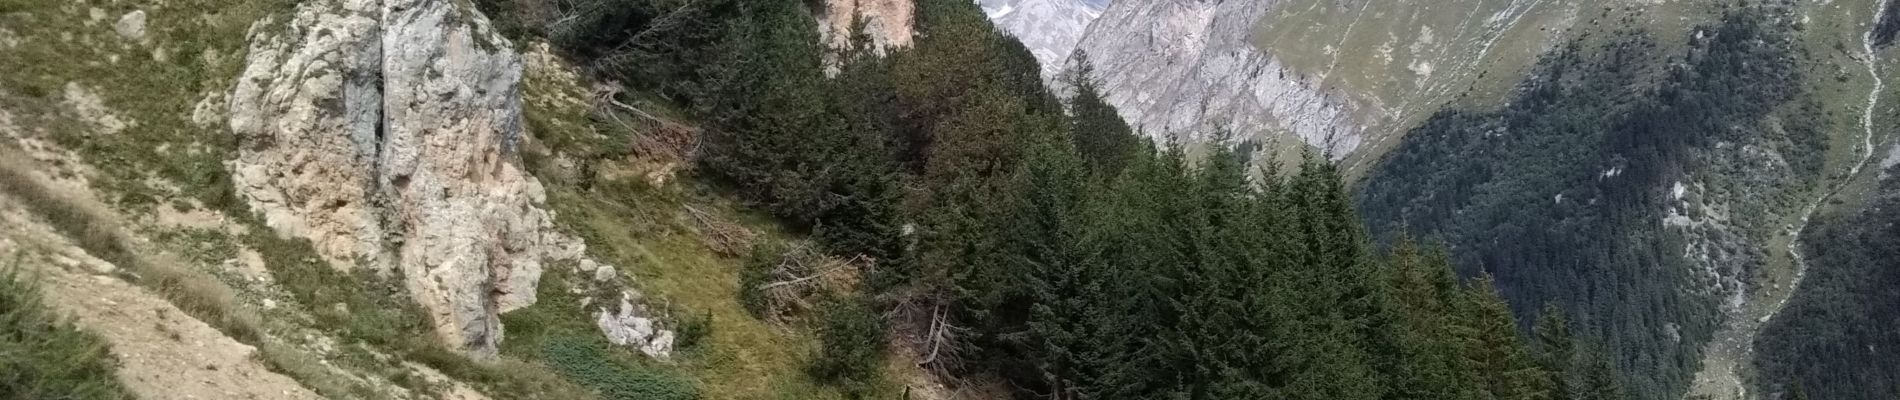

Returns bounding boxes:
[516,51,892,398]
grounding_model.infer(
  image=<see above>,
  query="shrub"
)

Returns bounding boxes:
[737,243,781,318]
[806,295,886,396]
[671,309,714,351]
[0,262,133,400]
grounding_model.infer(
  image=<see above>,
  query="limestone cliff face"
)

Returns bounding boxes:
[227,0,610,357]
[1074,0,1362,156]
[816,0,915,54]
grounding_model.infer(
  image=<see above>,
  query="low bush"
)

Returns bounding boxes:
[0,261,133,399]
[806,295,886,397]
[542,336,699,400]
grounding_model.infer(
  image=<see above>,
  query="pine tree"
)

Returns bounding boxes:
[1064,51,1139,177]
[1533,305,1577,400]
[697,0,840,223]
[1456,276,1553,400]
[815,23,904,261]
[1377,236,1477,400]
[1575,347,1627,400]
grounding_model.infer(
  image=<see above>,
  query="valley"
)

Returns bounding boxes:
[1688,0,1891,395]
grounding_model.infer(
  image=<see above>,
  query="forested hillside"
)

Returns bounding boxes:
[1356,5,1825,399]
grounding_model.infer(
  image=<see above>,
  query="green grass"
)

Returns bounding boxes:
[0,153,402,398]
[501,266,699,400]
[536,176,861,400]
[519,44,900,398]
[0,258,133,400]
[0,0,291,360]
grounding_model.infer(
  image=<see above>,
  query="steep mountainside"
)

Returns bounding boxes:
[1061,0,1898,399]
[1352,1,1897,399]
[1755,155,1900,399]
[1752,2,1900,397]
[1072,0,1627,161]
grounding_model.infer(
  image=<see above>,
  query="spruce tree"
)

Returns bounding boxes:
[1456,276,1553,400]
[1534,305,1578,400]
[1064,51,1139,177]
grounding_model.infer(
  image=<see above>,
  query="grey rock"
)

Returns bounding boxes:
[1882,141,1899,177]
[594,264,617,283]
[114,10,146,41]
[642,330,674,359]
[595,293,675,360]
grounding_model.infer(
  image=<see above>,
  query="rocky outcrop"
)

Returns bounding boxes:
[596,291,675,359]
[227,0,660,357]
[228,0,386,271]
[816,0,914,54]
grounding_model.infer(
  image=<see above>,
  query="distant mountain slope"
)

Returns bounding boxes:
[1072,0,1597,161]
[1062,0,1898,399]
[978,0,1102,79]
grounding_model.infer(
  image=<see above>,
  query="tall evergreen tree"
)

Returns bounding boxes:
[1457,276,1553,400]
[816,20,905,261]
[1534,305,1578,400]
[1063,51,1140,177]
[1577,347,1629,400]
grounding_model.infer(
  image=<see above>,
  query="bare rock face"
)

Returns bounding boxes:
[228,0,602,357]
[228,0,386,269]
